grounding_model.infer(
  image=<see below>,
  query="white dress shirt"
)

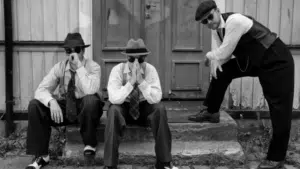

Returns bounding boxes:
[207,13,253,64]
[35,58,101,107]
[107,62,162,105]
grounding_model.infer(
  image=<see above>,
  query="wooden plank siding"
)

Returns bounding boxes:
[0,0,80,111]
[222,0,300,110]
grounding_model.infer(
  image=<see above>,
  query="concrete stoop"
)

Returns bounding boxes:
[63,110,245,165]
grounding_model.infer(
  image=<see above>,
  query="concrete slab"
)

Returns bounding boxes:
[63,140,244,165]
[66,111,237,142]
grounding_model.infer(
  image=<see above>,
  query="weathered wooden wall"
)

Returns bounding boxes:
[220,0,300,110]
[0,0,82,111]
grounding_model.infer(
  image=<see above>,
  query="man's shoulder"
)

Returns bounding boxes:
[145,62,156,71]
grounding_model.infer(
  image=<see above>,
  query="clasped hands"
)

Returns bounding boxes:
[204,52,223,79]
[129,59,144,86]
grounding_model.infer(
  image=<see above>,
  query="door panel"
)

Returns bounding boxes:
[93,0,210,100]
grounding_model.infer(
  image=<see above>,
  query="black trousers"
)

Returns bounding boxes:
[103,101,172,166]
[26,95,103,156]
[204,38,294,161]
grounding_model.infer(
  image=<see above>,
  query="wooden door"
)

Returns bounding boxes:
[93,0,211,100]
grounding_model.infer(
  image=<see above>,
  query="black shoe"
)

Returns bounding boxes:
[25,156,49,169]
[257,160,285,169]
[188,110,220,123]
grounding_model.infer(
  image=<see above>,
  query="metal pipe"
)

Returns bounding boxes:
[4,0,14,137]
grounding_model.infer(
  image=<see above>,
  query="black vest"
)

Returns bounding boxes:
[220,13,277,70]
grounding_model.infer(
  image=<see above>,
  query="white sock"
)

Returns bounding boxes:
[84,145,96,152]
[42,155,50,162]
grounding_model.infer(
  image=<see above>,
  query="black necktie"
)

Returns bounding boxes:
[66,71,77,122]
[217,28,225,41]
[129,83,140,120]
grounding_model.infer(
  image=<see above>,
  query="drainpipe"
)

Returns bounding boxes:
[4,0,14,137]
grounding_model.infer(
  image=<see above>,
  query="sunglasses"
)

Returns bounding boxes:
[65,47,82,54]
[128,56,145,63]
[201,13,214,24]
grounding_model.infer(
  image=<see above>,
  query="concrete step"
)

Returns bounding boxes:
[66,111,238,142]
[63,140,244,165]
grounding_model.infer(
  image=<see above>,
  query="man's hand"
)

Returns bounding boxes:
[69,53,82,70]
[49,99,63,123]
[129,60,137,85]
[210,59,223,79]
[136,63,144,85]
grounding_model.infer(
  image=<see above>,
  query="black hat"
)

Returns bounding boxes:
[62,32,90,48]
[121,38,150,56]
[195,0,217,21]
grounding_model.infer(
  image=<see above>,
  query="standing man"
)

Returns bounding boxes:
[25,33,103,169]
[103,39,177,169]
[188,1,294,169]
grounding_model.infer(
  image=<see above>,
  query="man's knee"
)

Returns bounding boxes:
[153,103,167,117]
[28,99,42,120]
[107,104,122,119]
[82,95,101,106]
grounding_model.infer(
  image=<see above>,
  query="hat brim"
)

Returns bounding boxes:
[197,10,212,22]
[121,51,151,56]
[61,44,90,48]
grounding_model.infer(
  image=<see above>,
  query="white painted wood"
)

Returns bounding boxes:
[12,0,19,40]
[70,0,79,33]
[13,52,21,110]
[0,52,5,110]
[268,0,281,34]
[19,52,33,110]
[32,52,45,94]
[56,0,70,40]
[0,0,4,40]
[292,0,300,44]
[30,0,44,40]
[17,0,31,40]
[293,55,300,109]
[232,0,244,13]
[43,0,57,41]
[44,52,57,76]
[279,0,293,44]
[79,0,93,60]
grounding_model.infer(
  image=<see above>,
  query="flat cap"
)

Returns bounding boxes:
[195,0,217,21]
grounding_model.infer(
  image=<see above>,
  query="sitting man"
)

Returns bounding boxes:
[103,39,177,169]
[25,33,103,169]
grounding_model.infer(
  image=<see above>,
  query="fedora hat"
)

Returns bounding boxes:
[62,32,90,48]
[121,38,150,56]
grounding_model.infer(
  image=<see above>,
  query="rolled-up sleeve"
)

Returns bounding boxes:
[107,65,134,104]
[209,14,253,62]
[138,65,162,104]
[34,63,60,107]
[76,61,101,95]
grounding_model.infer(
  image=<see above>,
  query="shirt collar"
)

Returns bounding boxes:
[218,15,226,29]
[65,58,86,72]
[123,62,145,74]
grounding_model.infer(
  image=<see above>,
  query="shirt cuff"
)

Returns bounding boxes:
[76,66,87,78]
[125,81,134,93]
[44,96,54,108]
[138,80,148,91]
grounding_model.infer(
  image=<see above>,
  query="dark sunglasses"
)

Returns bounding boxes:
[128,56,145,63]
[201,13,214,24]
[65,47,82,54]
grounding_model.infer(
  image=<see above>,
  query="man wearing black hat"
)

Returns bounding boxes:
[25,33,103,169]
[188,0,294,168]
[103,38,177,169]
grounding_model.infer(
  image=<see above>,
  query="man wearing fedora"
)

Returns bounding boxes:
[103,39,177,169]
[188,0,294,168]
[25,32,103,169]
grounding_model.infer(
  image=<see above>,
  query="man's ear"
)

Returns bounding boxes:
[216,8,220,13]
